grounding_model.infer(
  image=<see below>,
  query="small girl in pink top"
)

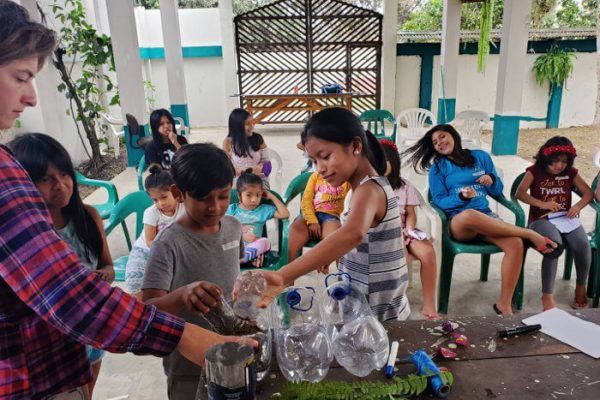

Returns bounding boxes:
[380,139,439,320]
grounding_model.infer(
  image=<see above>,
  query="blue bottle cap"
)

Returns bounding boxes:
[286,289,301,307]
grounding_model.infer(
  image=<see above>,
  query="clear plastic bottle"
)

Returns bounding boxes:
[272,286,333,383]
[233,270,267,321]
[321,273,389,377]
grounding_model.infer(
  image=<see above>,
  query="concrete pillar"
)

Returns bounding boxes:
[159,0,189,128]
[438,0,461,123]
[106,0,148,166]
[219,0,239,113]
[492,0,533,155]
[20,0,65,137]
[381,0,398,112]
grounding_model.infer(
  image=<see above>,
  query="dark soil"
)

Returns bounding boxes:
[77,146,127,199]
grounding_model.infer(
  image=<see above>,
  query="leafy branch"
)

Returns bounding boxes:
[279,371,454,400]
[532,44,575,89]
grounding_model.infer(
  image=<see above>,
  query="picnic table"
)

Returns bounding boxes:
[257,309,600,398]
[241,93,353,124]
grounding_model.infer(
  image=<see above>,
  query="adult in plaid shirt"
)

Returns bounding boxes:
[0,2,252,399]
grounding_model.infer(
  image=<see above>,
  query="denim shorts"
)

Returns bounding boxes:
[315,212,340,224]
[448,209,500,223]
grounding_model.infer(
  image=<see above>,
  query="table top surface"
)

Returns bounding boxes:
[257,309,600,399]
[240,93,353,98]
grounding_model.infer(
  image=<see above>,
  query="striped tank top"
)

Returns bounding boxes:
[339,175,410,322]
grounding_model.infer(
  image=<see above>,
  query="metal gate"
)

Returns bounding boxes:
[234,0,382,123]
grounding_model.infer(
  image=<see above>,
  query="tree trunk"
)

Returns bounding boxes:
[595,3,600,124]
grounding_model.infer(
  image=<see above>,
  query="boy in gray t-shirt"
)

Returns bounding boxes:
[142,143,244,400]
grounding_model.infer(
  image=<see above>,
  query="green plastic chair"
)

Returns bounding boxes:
[104,191,153,281]
[511,173,600,307]
[428,190,526,314]
[137,154,147,191]
[359,109,397,143]
[230,189,290,272]
[75,171,131,250]
[283,172,319,257]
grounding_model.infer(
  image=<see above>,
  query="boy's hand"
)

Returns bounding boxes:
[308,223,322,240]
[184,281,222,314]
[542,201,561,212]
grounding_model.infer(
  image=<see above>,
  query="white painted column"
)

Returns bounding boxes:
[380,0,398,112]
[106,0,147,166]
[159,0,189,127]
[20,0,65,137]
[219,0,239,113]
[492,0,533,155]
[438,0,461,123]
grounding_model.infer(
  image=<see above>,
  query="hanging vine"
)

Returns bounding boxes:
[477,0,495,73]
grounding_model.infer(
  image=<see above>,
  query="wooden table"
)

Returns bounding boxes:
[241,93,353,124]
[257,310,600,399]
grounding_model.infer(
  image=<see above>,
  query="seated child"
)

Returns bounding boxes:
[145,108,188,170]
[380,139,439,320]
[287,171,350,273]
[142,143,243,399]
[515,136,593,310]
[125,165,186,299]
[227,170,289,267]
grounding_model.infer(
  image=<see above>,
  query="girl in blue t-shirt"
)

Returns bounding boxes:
[227,170,289,267]
[403,124,557,315]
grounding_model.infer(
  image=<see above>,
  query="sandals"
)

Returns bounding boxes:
[571,297,589,309]
[493,303,503,315]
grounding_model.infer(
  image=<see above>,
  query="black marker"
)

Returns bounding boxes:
[497,324,542,338]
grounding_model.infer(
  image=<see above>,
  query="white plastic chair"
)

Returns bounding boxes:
[265,148,283,194]
[450,110,489,149]
[100,113,124,158]
[173,116,190,137]
[396,108,437,150]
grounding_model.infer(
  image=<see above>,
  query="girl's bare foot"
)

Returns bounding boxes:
[572,285,588,309]
[422,305,440,320]
[541,294,556,311]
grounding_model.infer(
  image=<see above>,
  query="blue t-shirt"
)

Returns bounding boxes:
[429,149,503,217]
[226,203,276,238]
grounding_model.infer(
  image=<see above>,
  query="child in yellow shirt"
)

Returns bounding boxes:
[288,172,350,268]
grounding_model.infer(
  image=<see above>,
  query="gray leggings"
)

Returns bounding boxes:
[529,219,591,294]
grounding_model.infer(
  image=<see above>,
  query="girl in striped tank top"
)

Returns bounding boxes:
[255,107,410,322]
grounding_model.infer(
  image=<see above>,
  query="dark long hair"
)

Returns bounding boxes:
[236,170,264,194]
[149,108,177,152]
[300,107,386,175]
[402,124,475,173]
[10,133,103,261]
[227,108,264,157]
[380,140,405,190]
[0,0,56,69]
[534,136,576,170]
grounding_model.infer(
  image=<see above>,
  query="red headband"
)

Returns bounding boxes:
[379,139,398,152]
[542,145,577,157]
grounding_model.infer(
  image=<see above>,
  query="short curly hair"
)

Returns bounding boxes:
[0,0,56,69]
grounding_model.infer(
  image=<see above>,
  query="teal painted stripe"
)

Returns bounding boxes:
[139,46,222,60]
[396,38,596,56]
[492,115,521,155]
[171,104,190,129]
[546,84,562,128]
[419,52,434,111]
[437,98,456,124]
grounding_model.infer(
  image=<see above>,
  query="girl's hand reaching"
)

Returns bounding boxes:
[542,201,561,213]
[308,223,322,240]
[240,270,288,308]
[183,281,222,314]
[476,174,493,186]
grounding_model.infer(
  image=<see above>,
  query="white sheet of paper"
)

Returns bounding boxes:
[522,308,600,358]
[547,211,582,233]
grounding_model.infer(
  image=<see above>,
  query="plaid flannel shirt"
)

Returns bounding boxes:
[0,147,185,399]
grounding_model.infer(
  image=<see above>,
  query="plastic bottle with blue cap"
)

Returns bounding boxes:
[272,286,333,383]
[321,273,390,377]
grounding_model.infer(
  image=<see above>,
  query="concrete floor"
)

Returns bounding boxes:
[90,126,596,400]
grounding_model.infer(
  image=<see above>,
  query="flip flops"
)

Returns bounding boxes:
[571,297,589,309]
[493,304,503,315]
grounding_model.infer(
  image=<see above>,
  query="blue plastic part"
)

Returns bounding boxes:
[411,350,450,398]
[325,272,352,300]
[286,287,315,311]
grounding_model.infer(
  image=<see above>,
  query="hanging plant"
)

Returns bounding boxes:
[532,44,575,89]
[477,0,495,73]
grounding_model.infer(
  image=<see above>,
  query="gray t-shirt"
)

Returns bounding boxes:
[143,216,243,378]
